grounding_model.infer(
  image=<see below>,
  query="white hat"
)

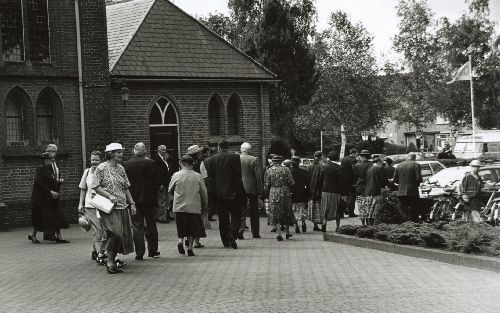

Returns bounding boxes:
[105,142,124,152]
[469,160,481,167]
[187,145,203,155]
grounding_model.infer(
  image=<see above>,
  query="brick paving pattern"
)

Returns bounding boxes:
[2,218,500,313]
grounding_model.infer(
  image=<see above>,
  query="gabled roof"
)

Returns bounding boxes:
[106,0,276,80]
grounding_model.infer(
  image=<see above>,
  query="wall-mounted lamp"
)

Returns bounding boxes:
[121,83,129,106]
[361,131,370,141]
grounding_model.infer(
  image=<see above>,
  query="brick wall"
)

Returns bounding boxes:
[109,81,271,164]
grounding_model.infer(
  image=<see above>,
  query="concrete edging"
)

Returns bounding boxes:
[324,232,500,273]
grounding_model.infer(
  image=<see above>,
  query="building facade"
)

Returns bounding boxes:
[0,0,274,228]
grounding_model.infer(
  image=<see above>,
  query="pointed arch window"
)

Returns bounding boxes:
[208,94,224,136]
[5,95,25,143]
[227,93,242,135]
[149,97,178,126]
[36,88,61,145]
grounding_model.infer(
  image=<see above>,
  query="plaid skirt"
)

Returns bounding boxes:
[308,200,323,224]
[361,196,382,219]
[356,196,367,219]
[292,203,307,222]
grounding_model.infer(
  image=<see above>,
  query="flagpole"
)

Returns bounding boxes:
[469,54,476,157]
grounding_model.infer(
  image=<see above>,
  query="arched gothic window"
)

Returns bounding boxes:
[208,94,224,136]
[4,87,30,144]
[227,93,242,135]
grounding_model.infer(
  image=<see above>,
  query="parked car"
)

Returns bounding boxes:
[387,154,423,164]
[394,160,446,182]
[299,158,314,170]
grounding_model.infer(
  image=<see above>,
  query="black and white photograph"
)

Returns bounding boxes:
[1,0,500,312]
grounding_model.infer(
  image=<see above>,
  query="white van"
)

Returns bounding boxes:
[453,130,500,159]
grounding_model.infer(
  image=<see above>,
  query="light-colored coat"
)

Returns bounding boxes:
[169,168,208,214]
[240,153,262,196]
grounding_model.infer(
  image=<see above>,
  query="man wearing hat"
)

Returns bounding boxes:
[364,156,395,226]
[459,160,483,222]
[206,139,244,249]
[124,143,160,259]
[393,153,422,222]
[306,151,325,231]
[290,156,308,233]
[187,145,204,173]
[353,150,373,225]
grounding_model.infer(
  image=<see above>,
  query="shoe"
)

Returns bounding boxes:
[91,251,97,260]
[106,263,120,274]
[321,224,326,233]
[148,251,160,258]
[280,226,286,231]
[96,255,107,266]
[55,239,70,244]
[271,228,277,233]
[115,259,127,268]
[295,226,301,234]
[194,243,204,248]
[313,225,321,231]
[277,235,284,241]
[28,234,41,244]
[348,214,358,218]
[237,232,244,240]
[253,235,261,239]
[302,222,307,233]
[177,243,185,255]
[228,236,238,249]
[245,226,249,230]
[187,249,195,256]
[185,238,189,247]
[286,233,293,240]
[135,255,144,261]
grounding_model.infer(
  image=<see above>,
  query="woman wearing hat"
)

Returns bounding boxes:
[92,143,136,274]
[78,151,107,264]
[460,160,483,222]
[264,155,295,241]
[28,151,69,244]
[169,155,208,256]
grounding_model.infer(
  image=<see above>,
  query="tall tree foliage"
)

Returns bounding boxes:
[294,11,391,149]
[200,0,318,149]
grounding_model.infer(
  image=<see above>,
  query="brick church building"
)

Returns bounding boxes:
[0,0,275,227]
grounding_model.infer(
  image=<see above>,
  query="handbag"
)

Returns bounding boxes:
[89,194,115,214]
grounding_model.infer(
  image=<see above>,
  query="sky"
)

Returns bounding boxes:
[171,0,500,61]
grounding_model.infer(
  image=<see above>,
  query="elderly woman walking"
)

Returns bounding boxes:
[78,151,107,264]
[264,155,295,241]
[92,143,136,274]
[169,155,208,256]
[460,160,483,223]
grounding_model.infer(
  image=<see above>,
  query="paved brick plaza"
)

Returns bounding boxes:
[2,218,500,313]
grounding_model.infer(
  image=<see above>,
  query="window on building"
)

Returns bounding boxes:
[1,0,25,62]
[4,87,30,144]
[149,97,178,125]
[26,0,50,62]
[227,94,242,135]
[36,88,60,145]
[208,94,223,136]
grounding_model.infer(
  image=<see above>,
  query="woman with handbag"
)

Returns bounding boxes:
[92,143,136,274]
[78,151,107,264]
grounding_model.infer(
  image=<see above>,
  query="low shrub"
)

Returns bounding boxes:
[374,191,407,225]
[337,224,362,236]
[356,226,375,238]
[421,232,446,248]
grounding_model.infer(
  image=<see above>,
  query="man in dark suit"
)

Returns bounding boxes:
[154,145,175,223]
[206,139,244,249]
[125,143,160,259]
[341,149,358,217]
[393,153,423,222]
[239,142,262,239]
[353,150,372,225]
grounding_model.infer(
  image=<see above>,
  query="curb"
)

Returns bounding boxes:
[324,232,500,273]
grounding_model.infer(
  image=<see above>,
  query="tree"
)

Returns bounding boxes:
[294,11,391,155]
[435,1,500,128]
[392,0,446,130]
[198,13,238,43]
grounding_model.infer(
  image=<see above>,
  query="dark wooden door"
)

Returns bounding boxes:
[150,126,179,164]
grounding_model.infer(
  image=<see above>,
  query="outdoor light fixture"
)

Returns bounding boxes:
[361,131,370,141]
[121,83,129,106]
[370,133,377,141]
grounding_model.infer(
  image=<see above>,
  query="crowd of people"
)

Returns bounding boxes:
[26,139,445,274]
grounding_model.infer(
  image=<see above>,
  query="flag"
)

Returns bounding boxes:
[446,61,471,84]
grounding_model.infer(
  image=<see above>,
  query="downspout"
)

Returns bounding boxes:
[260,83,266,163]
[75,0,87,172]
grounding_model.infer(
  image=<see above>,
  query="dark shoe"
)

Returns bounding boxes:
[277,235,284,241]
[271,228,277,233]
[295,226,301,234]
[348,214,358,218]
[228,236,238,249]
[237,232,244,240]
[28,234,41,244]
[194,243,204,248]
[106,264,120,274]
[187,249,195,256]
[253,234,261,239]
[96,256,107,266]
[91,251,98,260]
[178,243,185,255]
[135,255,144,261]
[55,239,70,244]
[302,222,307,233]
[185,238,189,247]
[115,259,127,268]
[148,251,160,258]
[245,226,249,230]
[286,233,293,240]
[280,225,286,231]
[321,224,326,233]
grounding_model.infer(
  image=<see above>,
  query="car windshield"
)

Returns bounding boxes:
[426,167,470,187]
